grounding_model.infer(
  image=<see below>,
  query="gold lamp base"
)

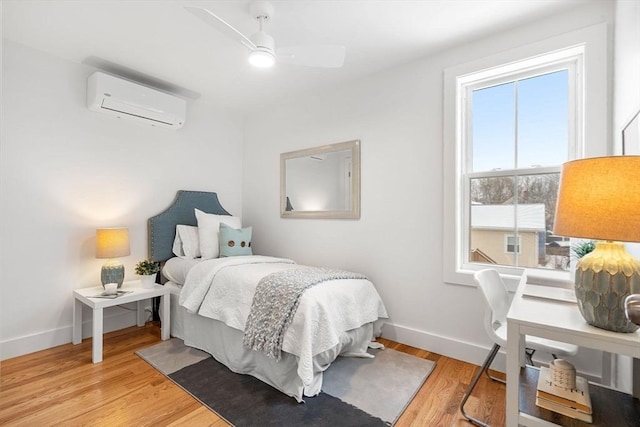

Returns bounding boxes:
[575,241,640,333]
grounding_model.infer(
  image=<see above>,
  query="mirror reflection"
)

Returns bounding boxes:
[281,140,360,219]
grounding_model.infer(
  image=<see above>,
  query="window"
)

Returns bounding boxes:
[505,235,521,254]
[466,66,573,272]
[443,23,608,287]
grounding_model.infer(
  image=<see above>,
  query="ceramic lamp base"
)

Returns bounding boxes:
[101,260,125,288]
[575,241,640,333]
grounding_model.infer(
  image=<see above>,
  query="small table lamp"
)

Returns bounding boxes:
[96,228,131,288]
[554,156,640,333]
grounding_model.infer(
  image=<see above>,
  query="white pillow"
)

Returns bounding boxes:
[162,256,203,285]
[172,225,201,259]
[195,208,242,259]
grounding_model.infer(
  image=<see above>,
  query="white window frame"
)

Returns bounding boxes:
[443,23,609,288]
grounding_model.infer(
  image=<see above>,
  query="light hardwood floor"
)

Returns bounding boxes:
[0,324,506,426]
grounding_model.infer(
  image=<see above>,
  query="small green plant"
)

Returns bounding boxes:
[571,240,596,259]
[134,259,160,275]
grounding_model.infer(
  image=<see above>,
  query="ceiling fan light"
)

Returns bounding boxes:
[249,49,275,68]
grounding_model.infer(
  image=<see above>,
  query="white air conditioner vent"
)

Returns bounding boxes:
[87,72,186,130]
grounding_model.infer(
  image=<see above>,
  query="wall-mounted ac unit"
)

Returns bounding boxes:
[87,72,186,130]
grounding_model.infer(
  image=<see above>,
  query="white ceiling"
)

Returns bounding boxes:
[3,0,591,114]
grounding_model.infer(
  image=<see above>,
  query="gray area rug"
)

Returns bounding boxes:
[137,338,435,426]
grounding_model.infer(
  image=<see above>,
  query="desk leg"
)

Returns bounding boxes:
[506,324,524,427]
[92,307,103,363]
[72,298,82,345]
[161,293,170,341]
[136,300,145,327]
[634,358,640,399]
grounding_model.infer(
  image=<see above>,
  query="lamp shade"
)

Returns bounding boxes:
[96,228,131,259]
[554,156,640,242]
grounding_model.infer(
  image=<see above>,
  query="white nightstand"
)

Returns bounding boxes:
[72,280,170,363]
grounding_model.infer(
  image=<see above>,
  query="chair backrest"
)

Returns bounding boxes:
[473,269,514,347]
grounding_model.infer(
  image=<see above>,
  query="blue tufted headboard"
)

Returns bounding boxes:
[148,190,231,262]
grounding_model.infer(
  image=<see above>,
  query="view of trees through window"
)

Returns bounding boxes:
[467,69,570,271]
[470,174,560,231]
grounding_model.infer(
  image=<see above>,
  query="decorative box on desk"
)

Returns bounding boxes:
[72,280,170,363]
[506,278,640,427]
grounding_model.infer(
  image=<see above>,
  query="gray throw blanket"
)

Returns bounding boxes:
[243,267,367,360]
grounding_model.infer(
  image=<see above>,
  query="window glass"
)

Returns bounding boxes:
[517,71,569,168]
[467,67,568,272]
[469,172,562,270]
[472,82,515,172]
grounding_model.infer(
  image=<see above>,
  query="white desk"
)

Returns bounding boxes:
[506,279,640,426]
[72,280,170,363]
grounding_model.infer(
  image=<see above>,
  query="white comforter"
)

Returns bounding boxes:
[179,255,388,386]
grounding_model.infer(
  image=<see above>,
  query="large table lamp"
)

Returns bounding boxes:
[96,227,130,288]
[554,156,640,333]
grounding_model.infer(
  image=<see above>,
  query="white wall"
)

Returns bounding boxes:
[612,0,640,394]
[613,0,640,152]
[243,2,615,378]
[0,40,244,359]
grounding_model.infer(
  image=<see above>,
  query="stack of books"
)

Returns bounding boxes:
[536,366,593,423]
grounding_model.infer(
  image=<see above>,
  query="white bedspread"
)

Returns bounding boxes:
[178,255,388,385]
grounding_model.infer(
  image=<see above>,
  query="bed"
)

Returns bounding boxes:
[149,190,388,402]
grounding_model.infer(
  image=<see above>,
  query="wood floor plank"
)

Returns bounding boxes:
[165,405,228,427]
[1,326,505,426]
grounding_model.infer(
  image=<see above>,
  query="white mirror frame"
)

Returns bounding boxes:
[280,140,361,219]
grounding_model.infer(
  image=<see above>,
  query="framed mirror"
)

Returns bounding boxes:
[281,140,360,219]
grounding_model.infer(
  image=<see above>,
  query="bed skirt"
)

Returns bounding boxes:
[163,282,381,402]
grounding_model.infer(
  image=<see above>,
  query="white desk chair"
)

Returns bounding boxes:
[459,269,579,427]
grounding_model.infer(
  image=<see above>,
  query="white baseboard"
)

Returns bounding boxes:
[381,322,603,384]
[0,304,150,361]
[381,322,502,367]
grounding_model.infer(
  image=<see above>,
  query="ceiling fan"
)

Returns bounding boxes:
[185,1,346,69]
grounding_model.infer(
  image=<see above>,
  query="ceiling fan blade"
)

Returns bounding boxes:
[276,45,346,68]
[185,6,256,50]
